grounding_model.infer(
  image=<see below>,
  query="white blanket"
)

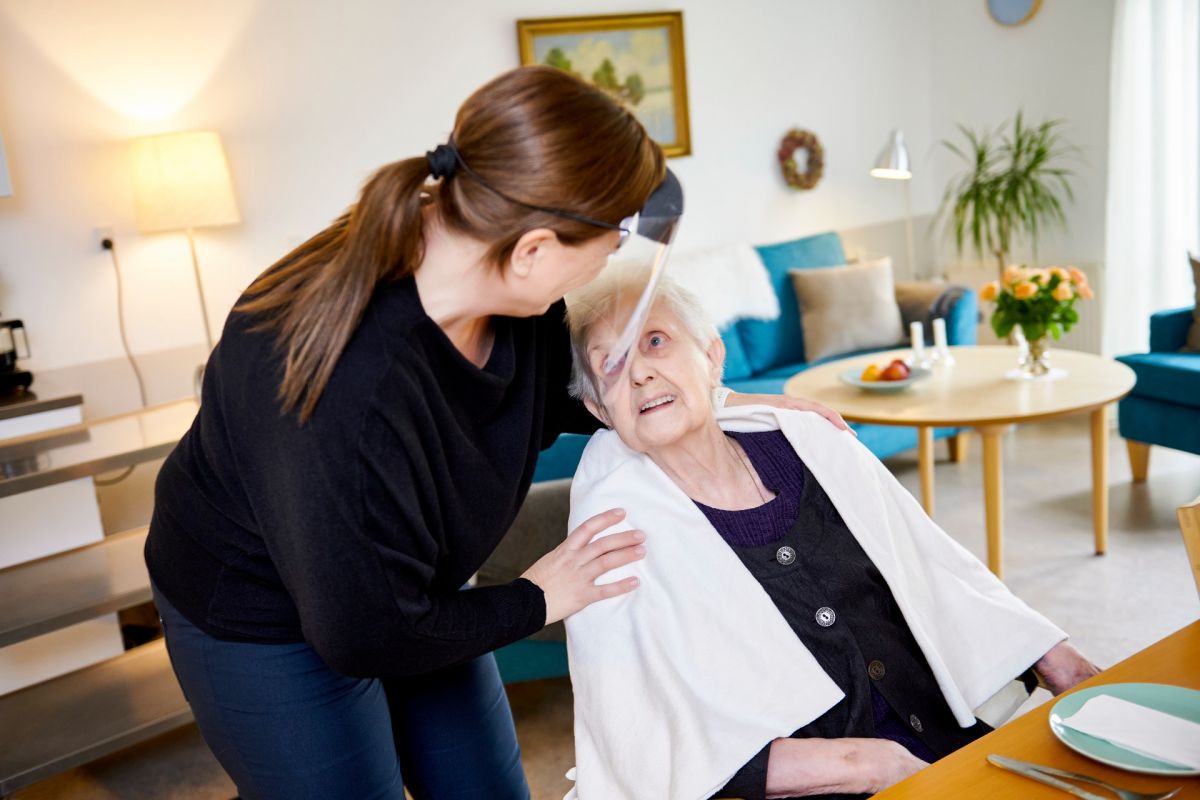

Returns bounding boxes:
[564,406,1066,800]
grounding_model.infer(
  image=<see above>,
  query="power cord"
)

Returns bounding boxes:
[94,464,136,487]
[96,236,147,488]
[102,236,149,408]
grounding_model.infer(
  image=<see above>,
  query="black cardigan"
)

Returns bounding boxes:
[145,276,598,678]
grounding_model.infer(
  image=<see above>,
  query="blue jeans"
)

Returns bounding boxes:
[153,585,530,800]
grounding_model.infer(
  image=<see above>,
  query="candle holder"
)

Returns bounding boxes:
[909,321,932,368]
[932,317,955,366]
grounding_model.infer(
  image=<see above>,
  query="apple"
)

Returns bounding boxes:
[881,361,910,381]
[860,364,882,382]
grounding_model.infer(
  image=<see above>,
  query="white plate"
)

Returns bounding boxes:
[838,366,932,394]
[1048,683,1200,776]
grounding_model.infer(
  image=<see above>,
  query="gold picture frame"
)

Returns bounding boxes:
[517,11,691,158]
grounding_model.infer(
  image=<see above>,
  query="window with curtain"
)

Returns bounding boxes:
[1104,0,1200,355]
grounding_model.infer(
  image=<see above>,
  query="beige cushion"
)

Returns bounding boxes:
[789,257,905,362]
[1186,253,1200,352]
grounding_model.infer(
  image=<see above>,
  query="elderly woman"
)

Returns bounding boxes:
[557,271,1099,800]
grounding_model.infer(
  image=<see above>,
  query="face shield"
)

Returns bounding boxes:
[433,144,683,408]
[594,168,684,400]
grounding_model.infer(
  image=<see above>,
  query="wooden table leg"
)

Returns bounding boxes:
[1126,439,1150,482]
[947,432,970,463]
[1091,408,1109,555]
[918,426,935,517]
[979,426,1005,578]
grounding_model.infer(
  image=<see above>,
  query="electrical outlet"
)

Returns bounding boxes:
[94,225,115,250]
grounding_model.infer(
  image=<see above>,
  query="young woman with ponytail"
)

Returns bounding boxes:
[144,66,846,799]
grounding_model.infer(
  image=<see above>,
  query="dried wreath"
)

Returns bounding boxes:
[778,128,824,190]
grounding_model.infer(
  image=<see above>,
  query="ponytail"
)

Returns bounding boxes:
[237,156,429,422]
[238,66,664,423]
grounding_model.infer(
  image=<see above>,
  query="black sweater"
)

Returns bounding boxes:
[145,276,597,678]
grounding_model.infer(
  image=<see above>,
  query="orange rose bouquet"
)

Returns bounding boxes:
[979,265,1094,343]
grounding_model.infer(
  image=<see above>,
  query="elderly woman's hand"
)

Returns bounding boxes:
[521,508,645,625]
[1034,640,1101,695]
[764,737,927,797]
[725,392,854,434]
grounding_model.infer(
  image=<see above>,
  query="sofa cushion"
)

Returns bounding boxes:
[739,232,847,373]
[945,288,979,348]
[1151,307,1197,352]
[1118,394,1200,457]
[532,433,591,482]
[719,324,754,381]
[1116,352,1200,408]
[851,424,962,462]
[789,258,905,362]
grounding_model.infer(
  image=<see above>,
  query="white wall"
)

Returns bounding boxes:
[927,0,1115,272]
[0,0,1111,372]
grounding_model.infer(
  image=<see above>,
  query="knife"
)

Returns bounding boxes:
[988,755,1109,800]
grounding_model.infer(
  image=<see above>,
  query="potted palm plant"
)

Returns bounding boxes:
[935,112,1077,278]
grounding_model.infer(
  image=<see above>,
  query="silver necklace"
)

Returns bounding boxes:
[726,436,770,505]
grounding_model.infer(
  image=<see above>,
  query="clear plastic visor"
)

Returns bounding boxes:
[593,169,683,399]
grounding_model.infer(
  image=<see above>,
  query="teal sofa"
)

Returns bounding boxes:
[1117,307,1200,477]
[532,231,979,482]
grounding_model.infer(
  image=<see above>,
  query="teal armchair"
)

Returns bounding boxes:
[1117,307,1200,479]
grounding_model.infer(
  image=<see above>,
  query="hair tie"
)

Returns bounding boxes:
[425,143,459,180]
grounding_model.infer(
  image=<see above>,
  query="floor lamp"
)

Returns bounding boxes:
[870,129,918,280]
[130,130,240,396]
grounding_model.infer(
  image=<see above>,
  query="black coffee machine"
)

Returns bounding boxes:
[0,316,33,398]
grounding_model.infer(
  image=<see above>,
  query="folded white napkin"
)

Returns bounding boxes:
[1061,694,1200,770]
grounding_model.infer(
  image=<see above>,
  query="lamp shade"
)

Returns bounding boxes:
[0,132,12,198]
[130,130,240,232]
[870,129,912,180]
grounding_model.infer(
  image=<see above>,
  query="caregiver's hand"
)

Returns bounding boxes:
[726,392,854,434]
[765,737,927,797]
[521,508,645,626]
[1034,640,1100,695]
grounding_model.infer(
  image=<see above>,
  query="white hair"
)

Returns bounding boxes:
[565,264,723,406]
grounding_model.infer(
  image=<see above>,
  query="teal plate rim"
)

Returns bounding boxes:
[837,365,932,393]
[1048,682,1200,776]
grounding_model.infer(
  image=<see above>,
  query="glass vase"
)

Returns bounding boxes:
[1018,334,1053,378]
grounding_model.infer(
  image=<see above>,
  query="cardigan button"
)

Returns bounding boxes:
[909,713,924,733]
[868,660,886,681]
[814,606,836,627]
[775,546,796,565]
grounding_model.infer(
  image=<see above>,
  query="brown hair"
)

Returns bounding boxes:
[237,66,665,421]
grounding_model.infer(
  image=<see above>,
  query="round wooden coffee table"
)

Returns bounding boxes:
[783,345,1136,577]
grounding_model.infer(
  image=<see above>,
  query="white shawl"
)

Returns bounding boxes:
[564,406,1066,800]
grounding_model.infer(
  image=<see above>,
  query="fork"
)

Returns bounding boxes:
[991,755,1183,800]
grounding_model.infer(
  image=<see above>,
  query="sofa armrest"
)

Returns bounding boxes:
[1149,307,1195,352]
[894,282,978,346]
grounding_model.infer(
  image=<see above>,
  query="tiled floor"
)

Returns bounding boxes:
[13,418,1199,799]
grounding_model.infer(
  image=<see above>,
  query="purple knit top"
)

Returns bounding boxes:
[695,430,939,769]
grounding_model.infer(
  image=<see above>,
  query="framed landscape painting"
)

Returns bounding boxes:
[517,11,691,158]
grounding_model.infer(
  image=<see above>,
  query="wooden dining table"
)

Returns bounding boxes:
[872,620,1200,798]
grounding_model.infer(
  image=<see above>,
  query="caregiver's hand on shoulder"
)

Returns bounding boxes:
[765,737,926,797]
[725,392,854,435]
[521,508,645,626]
[1035,640,1101,695]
